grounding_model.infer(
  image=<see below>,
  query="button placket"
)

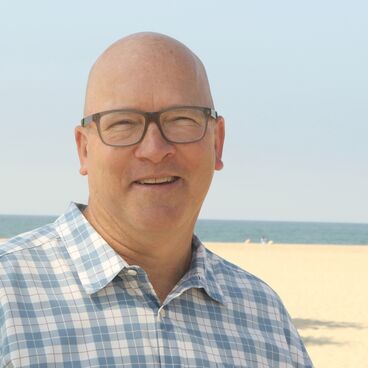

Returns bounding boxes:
[157,306,166,319]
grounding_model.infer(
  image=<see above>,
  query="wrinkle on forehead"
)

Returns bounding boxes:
[84,32,214,115]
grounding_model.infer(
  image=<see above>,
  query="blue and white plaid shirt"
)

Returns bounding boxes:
[0,203,313,367]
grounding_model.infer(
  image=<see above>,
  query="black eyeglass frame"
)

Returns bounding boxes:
[81,105,218,147]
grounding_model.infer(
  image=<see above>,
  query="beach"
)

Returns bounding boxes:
[206,242,368,368]
[1,238,367,367]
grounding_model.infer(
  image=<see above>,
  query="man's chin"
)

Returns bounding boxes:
[130,207,187,231]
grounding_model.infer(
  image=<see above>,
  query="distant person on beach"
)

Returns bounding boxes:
[0,33,313,367]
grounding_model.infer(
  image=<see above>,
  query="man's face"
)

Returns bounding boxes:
[76,42,224,233]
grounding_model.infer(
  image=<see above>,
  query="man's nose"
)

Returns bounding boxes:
[134,121,175,163]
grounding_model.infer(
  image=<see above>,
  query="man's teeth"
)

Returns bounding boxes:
[137,177,177,185]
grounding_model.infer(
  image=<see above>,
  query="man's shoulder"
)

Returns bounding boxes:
[205,246,268,284]
[0,223,62,297]
[204,246,284,307]
[0,222,59,260]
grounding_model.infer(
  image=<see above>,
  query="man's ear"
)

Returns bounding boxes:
[75,126,89,176]
[214,116,225,171]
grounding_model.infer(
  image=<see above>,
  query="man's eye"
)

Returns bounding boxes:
[171,117,199,125]
[108,120,138,129]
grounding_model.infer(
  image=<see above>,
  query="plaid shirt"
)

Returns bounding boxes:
[0,203,313,367]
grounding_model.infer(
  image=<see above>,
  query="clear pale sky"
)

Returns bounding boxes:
[1,1,367,223]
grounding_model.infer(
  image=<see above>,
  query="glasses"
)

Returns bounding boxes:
[81,106,218,147]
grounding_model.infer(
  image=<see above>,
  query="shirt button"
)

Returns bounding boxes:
[126,269,137,276]
[158,308,166,318]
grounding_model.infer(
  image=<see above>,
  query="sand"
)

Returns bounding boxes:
[206,242,368,368]
[1,237,367,366]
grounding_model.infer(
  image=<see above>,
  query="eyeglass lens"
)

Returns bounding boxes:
[98,108,208,146]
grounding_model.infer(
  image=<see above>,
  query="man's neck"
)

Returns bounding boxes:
[83,204,194,304]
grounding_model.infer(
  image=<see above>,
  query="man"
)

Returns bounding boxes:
[0,33,313,367]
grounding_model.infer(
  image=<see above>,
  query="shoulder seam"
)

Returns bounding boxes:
[205,247,284,296]
[0,229,60,259]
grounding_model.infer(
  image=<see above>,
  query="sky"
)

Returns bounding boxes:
[1,0,367,223]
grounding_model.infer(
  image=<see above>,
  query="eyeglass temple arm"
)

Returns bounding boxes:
[210,109,218,119]
[81,114,97,127]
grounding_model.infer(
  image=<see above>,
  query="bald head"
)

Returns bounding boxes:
[84,32,214,116]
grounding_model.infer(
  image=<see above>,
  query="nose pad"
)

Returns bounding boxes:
[142,111,166,141]
[144,120,167,143]
[134,120,175,162]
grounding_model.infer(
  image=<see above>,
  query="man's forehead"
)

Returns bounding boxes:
[84,33,213,115]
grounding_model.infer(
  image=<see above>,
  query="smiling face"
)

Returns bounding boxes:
[76,33,225,234]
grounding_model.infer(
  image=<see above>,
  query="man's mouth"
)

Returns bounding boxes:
[134,176,180,185]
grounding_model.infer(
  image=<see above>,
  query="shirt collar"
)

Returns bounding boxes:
[54,202,128,295]
[54,202,226,304]
[179,235,226,305]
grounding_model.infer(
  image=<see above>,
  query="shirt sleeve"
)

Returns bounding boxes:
[279,301,314,368]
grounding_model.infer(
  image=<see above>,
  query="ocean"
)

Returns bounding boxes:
[0,214,367,245]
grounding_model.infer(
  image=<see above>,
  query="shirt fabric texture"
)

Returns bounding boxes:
[0,203,313,367]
